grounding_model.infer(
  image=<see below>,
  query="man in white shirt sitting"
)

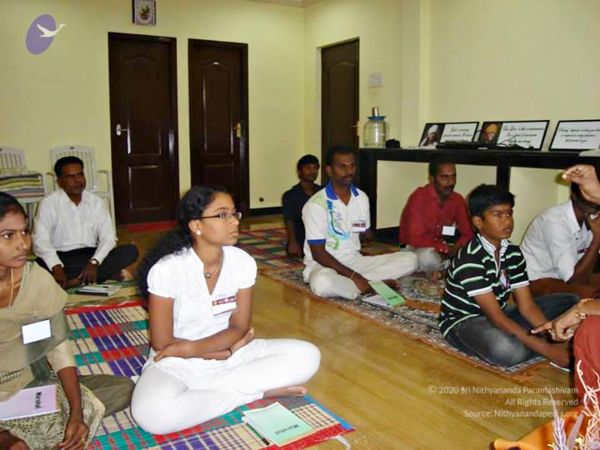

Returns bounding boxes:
[33,156,138,288]
[301,146,418,299]
[521,182,600,298]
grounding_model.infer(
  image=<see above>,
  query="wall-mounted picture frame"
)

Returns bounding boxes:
[479,120,549,150]
[549,120,600,152]
[418,122,479,148]
[133,0,156,26]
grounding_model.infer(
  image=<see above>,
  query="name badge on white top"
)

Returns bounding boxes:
[352,220,367,233]
[22,319,51,344]
[212,295,237,316]
[442,225,456,237]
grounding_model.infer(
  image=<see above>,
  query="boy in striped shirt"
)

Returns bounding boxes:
[439,184,578,368]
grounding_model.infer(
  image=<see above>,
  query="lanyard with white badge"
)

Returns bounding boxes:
[21,317,52,344]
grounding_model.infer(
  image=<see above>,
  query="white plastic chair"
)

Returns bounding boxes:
[49,145,116,228]
[0,146,46,226]
[0,147,26,169]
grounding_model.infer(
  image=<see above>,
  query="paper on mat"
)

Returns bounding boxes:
[368,281,405,306]
[242,401,313,446]
[0,384,58,420]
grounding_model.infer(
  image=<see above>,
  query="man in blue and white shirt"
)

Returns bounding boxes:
[302,146,418,299]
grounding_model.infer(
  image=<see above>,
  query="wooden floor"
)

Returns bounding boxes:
[118,216,577,449]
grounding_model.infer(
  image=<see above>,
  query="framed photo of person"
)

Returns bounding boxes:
[132,0,156,26]
[418,122,479,148]
[479,120,549,150]
[549,120,600,151]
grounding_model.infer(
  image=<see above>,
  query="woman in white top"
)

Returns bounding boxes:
[131,186,320,435]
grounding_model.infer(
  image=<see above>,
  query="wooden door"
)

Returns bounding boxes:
[108,33,179,224]
[321,39,359,174]
[188,39,249,211]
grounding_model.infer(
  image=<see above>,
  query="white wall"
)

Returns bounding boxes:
[0,0,305,208]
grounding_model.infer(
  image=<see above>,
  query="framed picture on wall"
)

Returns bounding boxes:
[418,122,479,148]
[132,0,156,26]
[549,120,600,151]
[479,120,549,150]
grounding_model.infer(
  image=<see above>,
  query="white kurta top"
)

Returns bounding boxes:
[521,200,592,281]
[143,245,264,389]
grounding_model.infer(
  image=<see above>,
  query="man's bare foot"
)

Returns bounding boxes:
[230,328,255,353]
[120,269,134,281]
[264,385,307,398]
[428,271,443,282]
[383,279,399,290]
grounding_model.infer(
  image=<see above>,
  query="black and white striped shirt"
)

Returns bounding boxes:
[439,234,529,337]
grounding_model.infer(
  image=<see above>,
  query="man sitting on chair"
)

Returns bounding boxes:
[33,156,138,288]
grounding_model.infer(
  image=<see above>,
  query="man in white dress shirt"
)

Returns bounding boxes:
[521,182,600,298]
[33,156,138,288]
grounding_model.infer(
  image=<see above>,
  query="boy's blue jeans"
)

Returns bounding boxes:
[445,293,578,367]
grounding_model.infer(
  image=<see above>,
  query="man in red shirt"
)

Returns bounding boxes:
[399,158,473,268]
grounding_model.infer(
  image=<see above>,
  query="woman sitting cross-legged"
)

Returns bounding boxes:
[131,186,321,435]
[0,192,133,450]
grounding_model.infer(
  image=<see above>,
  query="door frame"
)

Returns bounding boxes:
[187,38,250,212]
[108,32,180,224]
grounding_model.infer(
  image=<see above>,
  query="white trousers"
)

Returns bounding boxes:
[130,339,320,435]
[304,250,418,300]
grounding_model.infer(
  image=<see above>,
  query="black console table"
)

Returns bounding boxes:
[358,148,597,231]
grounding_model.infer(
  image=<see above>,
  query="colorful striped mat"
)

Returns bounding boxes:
[236,229,304,273]
[66,302,353,449]
[236,228,398,273]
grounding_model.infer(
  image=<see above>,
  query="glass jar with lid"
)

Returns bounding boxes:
[363,107,388,148]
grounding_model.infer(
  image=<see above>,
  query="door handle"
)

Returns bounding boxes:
[116,123,129,136]
[234,122,242,139]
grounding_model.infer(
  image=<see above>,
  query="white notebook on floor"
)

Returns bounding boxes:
[0,384,58,420]
[361,294,395,311]
[76,284,120,296]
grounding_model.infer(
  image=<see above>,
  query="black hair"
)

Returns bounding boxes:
[325,145,355,167]
[54,156,84,177]
[296,154,320,171]
[137,185,228,298]
[468,184,515,218]
[428,157,455,177]
[571,180,587,199]
[0,192,27,222]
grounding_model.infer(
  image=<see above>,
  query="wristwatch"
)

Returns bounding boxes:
[89,258,99,266]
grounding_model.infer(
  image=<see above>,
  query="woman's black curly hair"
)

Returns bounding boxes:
[137,185,228,298]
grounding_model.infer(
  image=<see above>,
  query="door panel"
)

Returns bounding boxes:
[321,40,359,179]
[189,40,249,211]
[109,33,179,224]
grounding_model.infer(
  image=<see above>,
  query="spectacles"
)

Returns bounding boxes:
[200,211,242,221]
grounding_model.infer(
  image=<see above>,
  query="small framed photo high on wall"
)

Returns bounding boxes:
[133,0,156,26]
